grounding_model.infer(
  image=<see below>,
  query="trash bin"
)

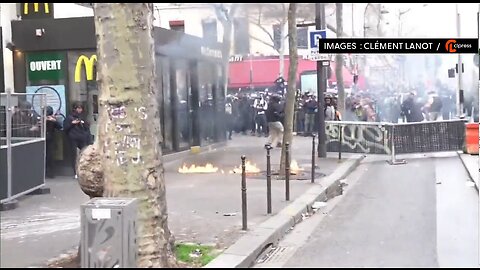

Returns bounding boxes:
[464,123,479,155]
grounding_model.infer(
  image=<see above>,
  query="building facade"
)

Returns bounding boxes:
[8,4,226,175]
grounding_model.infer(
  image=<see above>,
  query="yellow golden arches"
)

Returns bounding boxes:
[74,55,97,83]
[23,3,50,15]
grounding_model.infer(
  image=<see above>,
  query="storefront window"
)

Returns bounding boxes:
[67,51,98,139]
[175,61,191,150]
[198,62,215,145]
[157,56,173,153]
[25,51,68,161]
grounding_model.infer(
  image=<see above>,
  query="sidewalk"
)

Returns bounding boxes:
[458,153,478,189]
[0,135,354,268]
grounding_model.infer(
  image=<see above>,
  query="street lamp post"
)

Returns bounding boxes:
[315,2,327,158]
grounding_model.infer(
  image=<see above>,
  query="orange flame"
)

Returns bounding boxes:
[290,160,304,173]
[178,163,219,173]
[229,161,261,174]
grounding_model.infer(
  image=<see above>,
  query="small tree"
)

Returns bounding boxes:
[214,3,239,93]
[245,3,289,77]
[280,3,298,174]
[93,3,176,267]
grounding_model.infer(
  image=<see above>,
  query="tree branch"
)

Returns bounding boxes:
[249,35,278,51]
[250,21,276,44]
[327,23,349,37]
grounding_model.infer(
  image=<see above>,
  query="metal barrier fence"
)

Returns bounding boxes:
[326,119,466,156]
[1,92,47,205]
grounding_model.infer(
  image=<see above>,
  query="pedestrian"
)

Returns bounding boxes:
[238,95,250,135]
[295,93,306,135]
[63,103,92,179]
[266,95,284,148]
[400,92,424,123]
[303,93,317,135]
[225,97,234,140]
[11,101,40,138]
[425,91,442,121]
[253,94,268,137]
[324,96,336,121]
[45,106,62,178]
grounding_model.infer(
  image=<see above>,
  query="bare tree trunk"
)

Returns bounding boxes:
[221,20,233,93]
[280,3,298,174]
[217,4,238,94]
[93,3,177,267]
[335,3,345,117]
[278,25,285,78]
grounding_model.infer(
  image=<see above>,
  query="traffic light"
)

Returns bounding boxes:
[455,63,464,73]
[448,68,455,78]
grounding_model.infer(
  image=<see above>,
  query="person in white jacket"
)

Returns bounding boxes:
[253,94,268,137]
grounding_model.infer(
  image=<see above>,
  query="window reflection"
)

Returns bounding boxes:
[176,65,190,149]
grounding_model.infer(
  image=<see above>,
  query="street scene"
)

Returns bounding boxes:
[1,3,479,268]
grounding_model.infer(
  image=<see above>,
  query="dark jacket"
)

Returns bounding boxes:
[305,99,318,114]
[266,101,284,123]
[46,107,62,141]
[63,113,91,142]
[11,111,40,138]
[401,98,424,122]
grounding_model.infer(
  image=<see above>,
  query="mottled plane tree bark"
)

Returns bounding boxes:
[92,3,177,267]
[280,3,298,174]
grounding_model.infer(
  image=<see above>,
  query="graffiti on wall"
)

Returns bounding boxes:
[325,122,391,154]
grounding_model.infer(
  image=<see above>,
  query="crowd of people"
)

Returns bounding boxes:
[224,81,462,147]
[224,89,343,147]
[341,88,456,123]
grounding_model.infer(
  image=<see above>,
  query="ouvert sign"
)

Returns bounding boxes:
[27,52,64,82]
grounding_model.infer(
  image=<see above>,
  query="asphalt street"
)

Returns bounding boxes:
[256,155,479,268]
[0,136,343,268]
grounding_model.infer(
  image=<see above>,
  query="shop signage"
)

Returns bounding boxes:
[22,3,54,19]
[229,55,243,62]
[75,55,97,82]
[200,46,222,59]
[27,52,64,82]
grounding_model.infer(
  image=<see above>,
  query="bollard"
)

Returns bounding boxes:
[265,144,273,214]
[311,134,316,184]
[285,142,290,201]
[338,123,342,160]
[241,155,248,230]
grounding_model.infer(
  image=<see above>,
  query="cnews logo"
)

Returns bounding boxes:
[445,39,457,53]
[23,3,50,15]
[75,55,97,83]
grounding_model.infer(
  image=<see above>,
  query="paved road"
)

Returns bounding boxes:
[0,135,346,268]
[256,155,478,268]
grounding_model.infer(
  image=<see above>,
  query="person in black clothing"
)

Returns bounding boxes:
[238,96,251,135]
[266,95,284,148]
[11,101,40,138]
[63,103,91,179]
[400,93,424,123]
[45,106,62,178]
[303,94,318,135]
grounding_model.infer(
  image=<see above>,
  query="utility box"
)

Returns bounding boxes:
[81,197,138,268]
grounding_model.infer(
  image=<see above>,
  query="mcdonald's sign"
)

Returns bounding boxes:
[21,3,53,19]
[75,55,97,83]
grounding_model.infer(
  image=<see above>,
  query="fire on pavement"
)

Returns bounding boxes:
[178,163,219,173]
[229,161,262,174]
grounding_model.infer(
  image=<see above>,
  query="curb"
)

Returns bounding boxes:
[457,151,479,192]
[204,155,365,268]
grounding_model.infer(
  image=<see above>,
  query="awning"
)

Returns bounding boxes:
[228,56,363,89]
